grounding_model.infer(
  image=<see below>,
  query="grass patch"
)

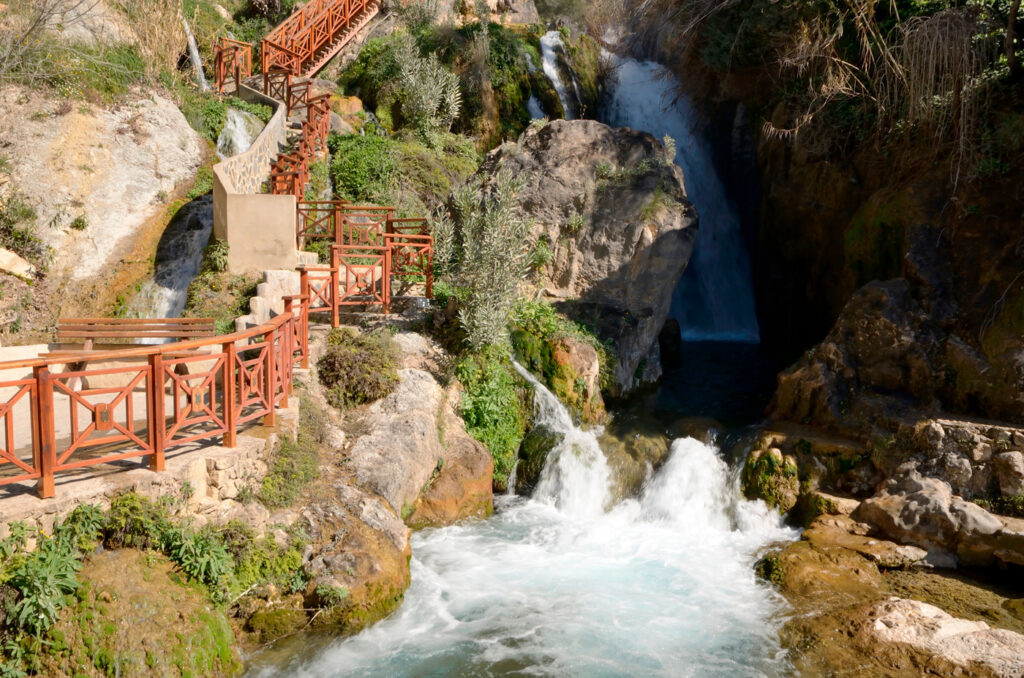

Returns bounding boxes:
[183,270,259,335]
[258,395,325,509]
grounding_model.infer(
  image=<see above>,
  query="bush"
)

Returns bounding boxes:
[0,192,48,269]
[327,133,396,202]
[188,166,215,199]
[199,238,229,274]
[454,350,529,485]
[317,328,400,409]
[449,170,532,350]
[163,529,233,590]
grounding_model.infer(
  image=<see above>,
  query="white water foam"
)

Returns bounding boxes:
[217,109,258,160]
[601,56,760,342]
[245,363,796,677]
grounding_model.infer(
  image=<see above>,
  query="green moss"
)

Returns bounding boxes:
[754,552,786,587]
[246,609,308,643]
[562,32,601,117]
[843,193,908,289]
[741,448,800,513]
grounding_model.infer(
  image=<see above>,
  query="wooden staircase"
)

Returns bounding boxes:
[260,0,381,79]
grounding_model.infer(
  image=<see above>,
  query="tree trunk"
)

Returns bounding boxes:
[1009,0,1022,81]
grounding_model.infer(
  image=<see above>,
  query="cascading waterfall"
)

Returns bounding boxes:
[217,109,258,159]
[182,14,209,92]
[126,196,213,327]
[601,55,760,342]
[539,31,577,120]
[245,363,796,677]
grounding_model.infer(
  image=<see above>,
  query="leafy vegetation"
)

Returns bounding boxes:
[0,192,48,270]
[454,349,530,487]
[183,267,259,335]
[317,327,401,409]
[0,482,314,676]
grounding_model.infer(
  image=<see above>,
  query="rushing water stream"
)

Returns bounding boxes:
[246,361,796,677]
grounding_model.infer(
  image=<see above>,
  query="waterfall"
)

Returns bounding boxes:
[512,360,610,517]
[539,31,577,120]
[182,14,209,92]
[126,196,213,326]
[601,55,760,342]
[527,95,545,120]
[217,109,258,159]
[245,363,797,677]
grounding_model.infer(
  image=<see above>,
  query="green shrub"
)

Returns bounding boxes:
[327,133,396,202]
[199,238,229,274]
[226,97,273,124]
[163,529,232,590]
[6,538,80,636]
[454,350,528,485]
[317,327,400,409]
[103,492,173,550]
[0,192,47,269]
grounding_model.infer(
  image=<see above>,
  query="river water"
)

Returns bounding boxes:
[246,361,795,677]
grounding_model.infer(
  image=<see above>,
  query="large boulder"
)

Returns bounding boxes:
[475,120,698,393]
[852,470,1024,567]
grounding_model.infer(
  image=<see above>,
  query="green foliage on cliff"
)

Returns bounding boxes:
[258,398,324,509]
[0,192,49,270]
[455,350,530,488]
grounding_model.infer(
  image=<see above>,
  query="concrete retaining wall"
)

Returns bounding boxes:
[212,84,297,274]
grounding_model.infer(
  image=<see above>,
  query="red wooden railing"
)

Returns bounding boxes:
[0,299,311,499]
[213,38,252,94]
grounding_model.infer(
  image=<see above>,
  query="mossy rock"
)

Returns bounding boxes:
[245,608,308,644]
[742,447,800,513]
[790,487,839,527]
[528,70,564,120]
[516,424,561,495]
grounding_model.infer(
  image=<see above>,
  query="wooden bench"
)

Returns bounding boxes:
[57,318,217,348]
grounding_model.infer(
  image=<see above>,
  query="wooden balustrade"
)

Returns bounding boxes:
[213,38,252,94]
[0,302,311,499]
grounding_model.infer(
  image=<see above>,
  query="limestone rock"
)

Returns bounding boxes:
[852,470,1021,567]
[0,248,36,282]
[865,598,1024,677]
[994,451,1024,496]
[474,120,698,393]
[741,447,800,513]
[407,387,494,528]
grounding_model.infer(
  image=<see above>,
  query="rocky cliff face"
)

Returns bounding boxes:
[474,119,698,392]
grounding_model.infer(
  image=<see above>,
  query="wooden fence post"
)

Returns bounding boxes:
[34,366,56,499]
[264,327,277,427]
[149,353,165,472]
[223,340,237,448]
[331,246,340,328]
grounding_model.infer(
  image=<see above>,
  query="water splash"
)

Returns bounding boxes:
[245,364,796,677]
[540,31,577,120]
[217,109,260,160]
[601,56,760,342]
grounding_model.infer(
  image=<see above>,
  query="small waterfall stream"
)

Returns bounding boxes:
[127,196,213,324]
[539,31,577,120]
[245,363,796,677]
[182,14,209,92]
